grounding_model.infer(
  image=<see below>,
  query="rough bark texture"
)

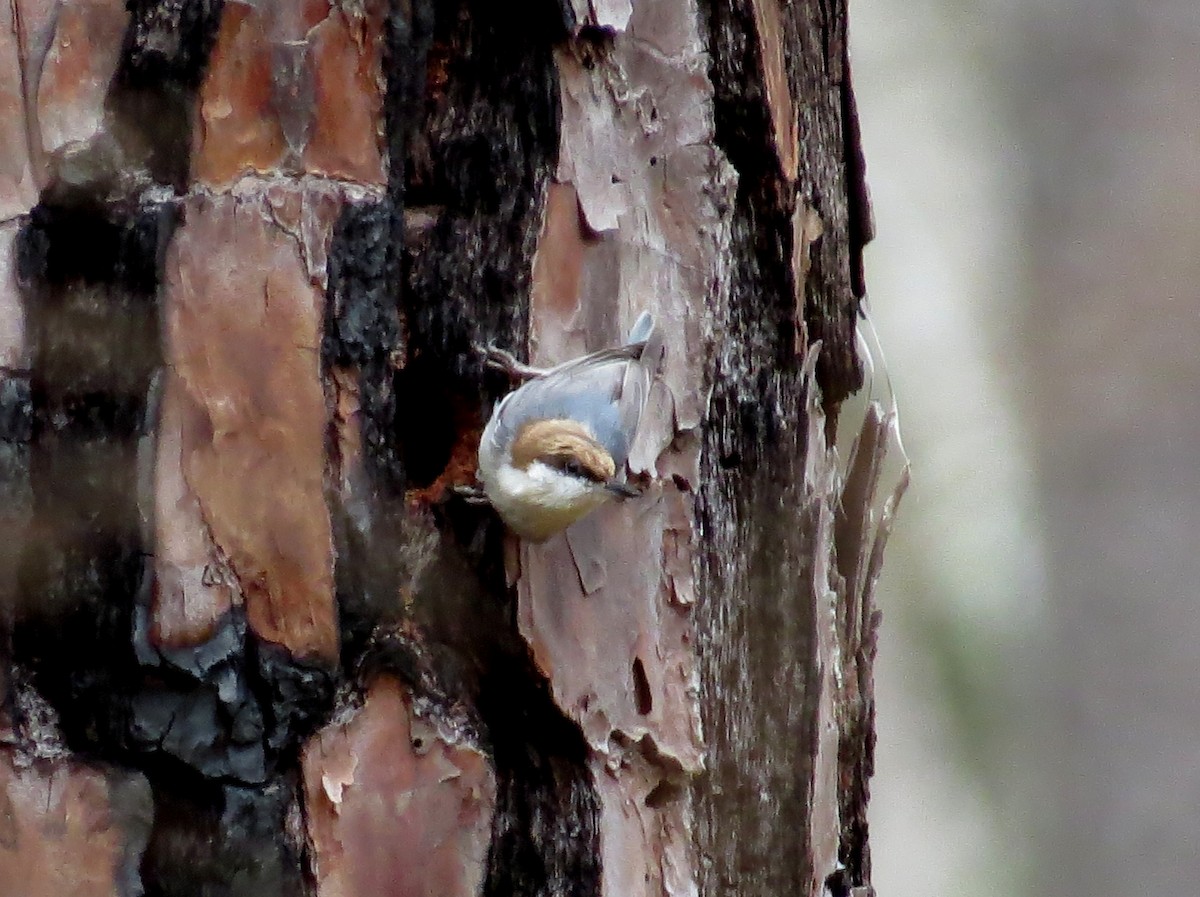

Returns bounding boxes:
[0,1,902,896]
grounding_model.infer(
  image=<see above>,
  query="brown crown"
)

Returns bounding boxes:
[510,419,616,482]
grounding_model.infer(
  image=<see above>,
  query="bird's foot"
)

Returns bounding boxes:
[451,483,491,505]
[475,344,547,381]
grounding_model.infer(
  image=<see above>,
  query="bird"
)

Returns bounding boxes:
[477,312,662,541]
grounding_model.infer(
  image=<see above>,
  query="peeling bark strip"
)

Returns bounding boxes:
[193,1,388,187]
[302,674,496,897]
[0,748,153,897]
[0,1,902,895]
[157,190,344,662]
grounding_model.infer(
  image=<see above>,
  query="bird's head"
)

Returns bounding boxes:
[486,418,641,541]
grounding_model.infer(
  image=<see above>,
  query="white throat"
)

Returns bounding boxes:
[487,459,610,541]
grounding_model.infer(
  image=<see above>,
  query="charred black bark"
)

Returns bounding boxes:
[141,776,307,897]
[695,2,873,894]
[12,201,171,755]
[323,199,407,667]
[702,0,864,405]
[109,0,226,191]
[403,0,562,365]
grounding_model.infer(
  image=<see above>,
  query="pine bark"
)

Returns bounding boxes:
[0,2,901,896]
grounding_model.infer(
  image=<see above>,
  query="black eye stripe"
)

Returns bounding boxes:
[545,453,604,482]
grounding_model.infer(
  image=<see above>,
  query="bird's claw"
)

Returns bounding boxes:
[451,483,491,506]
[474,343,547,381]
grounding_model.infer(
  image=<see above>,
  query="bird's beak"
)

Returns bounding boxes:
[605,479,642,499]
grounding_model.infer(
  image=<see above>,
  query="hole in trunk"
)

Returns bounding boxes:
[632,656,652,716]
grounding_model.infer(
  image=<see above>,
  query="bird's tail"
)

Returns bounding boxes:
[626,310,655,345]
[626,310,664,374]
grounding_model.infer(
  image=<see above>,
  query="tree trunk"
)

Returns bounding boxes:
[0,2,904,896]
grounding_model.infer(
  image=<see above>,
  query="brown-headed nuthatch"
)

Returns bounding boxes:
[478,312,661,541]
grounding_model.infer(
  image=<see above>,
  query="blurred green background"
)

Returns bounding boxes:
[853,2,1200,894]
